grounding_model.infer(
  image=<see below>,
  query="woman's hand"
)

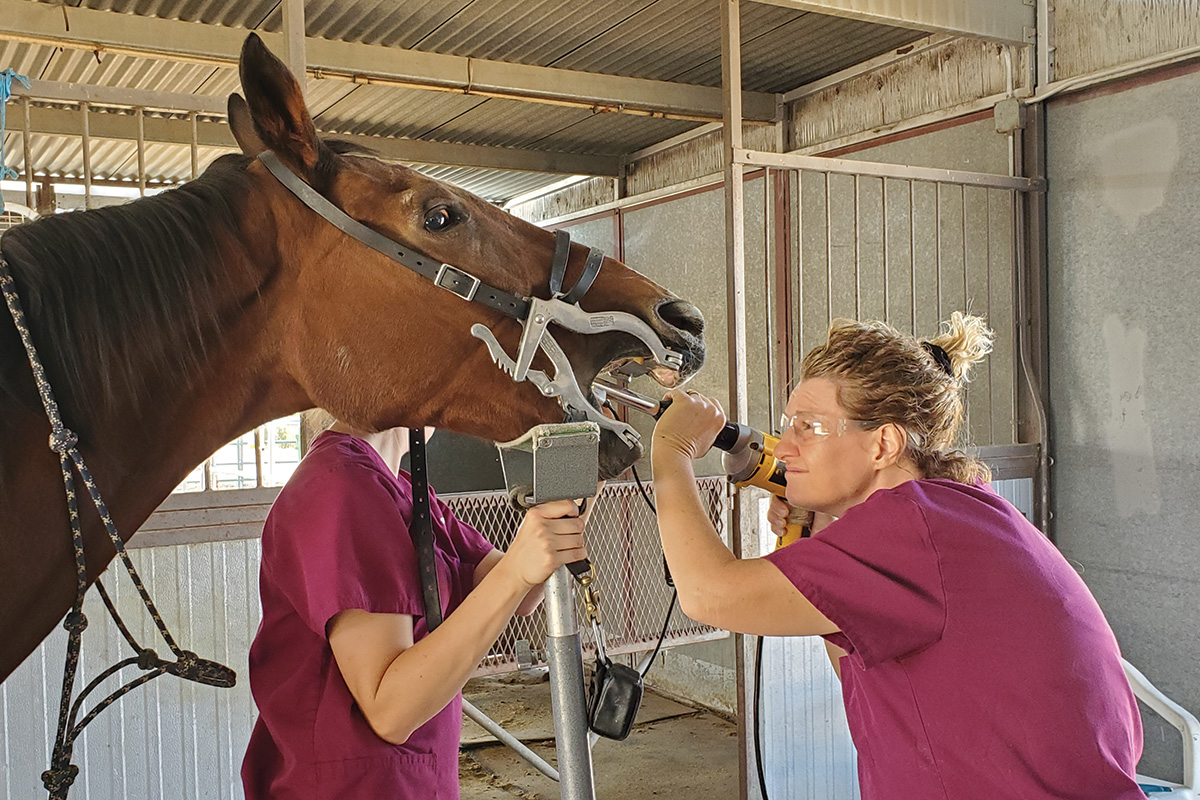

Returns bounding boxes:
[652,389,726,461]
[767,497,836,541]
[767,496,793,541]
[498,500,588,590]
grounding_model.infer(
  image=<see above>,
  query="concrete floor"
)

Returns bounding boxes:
[459,673,738,799]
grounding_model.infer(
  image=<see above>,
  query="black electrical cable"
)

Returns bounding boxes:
[754,635,770,800]
[622,404,770,797]
[629,461,677,676]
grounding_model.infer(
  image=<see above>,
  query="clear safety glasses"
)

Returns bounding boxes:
[778,412,867,443]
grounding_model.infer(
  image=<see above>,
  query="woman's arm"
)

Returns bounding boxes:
[474,549,543,616]
[651,445,838,637]
[327,500,586,745]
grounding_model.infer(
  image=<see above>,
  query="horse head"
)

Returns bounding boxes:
[232,34,705,478]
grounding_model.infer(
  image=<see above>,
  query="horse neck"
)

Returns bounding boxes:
[87,225,311,535]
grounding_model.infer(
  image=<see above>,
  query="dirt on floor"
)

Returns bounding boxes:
[458,672,738,800]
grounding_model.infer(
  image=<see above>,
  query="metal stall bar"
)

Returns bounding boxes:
[734,149,1043,191]
[188,111,198,181]
[720,1,757,797]
[909,180,917,335]
[136,108,146,197]
[21,96,33,210]
[81,101,93,210]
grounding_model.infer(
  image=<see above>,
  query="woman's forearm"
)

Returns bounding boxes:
[369,562,528,743]
[651,449,737,616]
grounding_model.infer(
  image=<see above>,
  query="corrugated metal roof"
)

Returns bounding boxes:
[10,0,931,200]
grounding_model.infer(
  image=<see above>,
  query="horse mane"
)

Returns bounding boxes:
[0,152,264,415]
[0,140,382,418]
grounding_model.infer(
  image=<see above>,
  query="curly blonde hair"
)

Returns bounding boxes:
[800,312,995,484]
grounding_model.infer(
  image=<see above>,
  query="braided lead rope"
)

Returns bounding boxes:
[1,255,234,799]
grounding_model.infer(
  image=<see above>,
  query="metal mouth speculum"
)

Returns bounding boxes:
[470,315,679,450]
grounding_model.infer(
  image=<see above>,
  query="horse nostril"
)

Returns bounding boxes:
[657,299,705,338]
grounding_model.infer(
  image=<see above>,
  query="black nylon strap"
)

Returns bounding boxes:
[258,152,530,321]
[562,248,604,306]
[408,429,443,631]
[549,229,571,296]
[548,228,604,306]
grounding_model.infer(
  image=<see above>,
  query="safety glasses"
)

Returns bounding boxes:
[778,412,867,443]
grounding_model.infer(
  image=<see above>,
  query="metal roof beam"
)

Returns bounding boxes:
[11,78,228,115]
[754,0,1035,46]
[21,106,621,176]
[0,0,777,122]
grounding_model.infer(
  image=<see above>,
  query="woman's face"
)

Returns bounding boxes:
[774,377,882,517]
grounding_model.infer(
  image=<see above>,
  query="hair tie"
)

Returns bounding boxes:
[921,342,955,377]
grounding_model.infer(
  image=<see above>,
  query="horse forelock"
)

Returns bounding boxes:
[0,153,263,417]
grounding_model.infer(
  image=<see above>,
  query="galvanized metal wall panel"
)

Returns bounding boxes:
[789,38,1028,152]
[759,636,859,800]
[991,477,1034,521]
[0,539,261,800]
[788,118,1018,447]
[1054,0,1200,82]
[1046,69,1200,783]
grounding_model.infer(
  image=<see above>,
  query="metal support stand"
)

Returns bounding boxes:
[545,566,596,800]
[496,422,601,800]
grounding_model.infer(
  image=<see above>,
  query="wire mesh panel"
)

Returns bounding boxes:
[446,478,731,676]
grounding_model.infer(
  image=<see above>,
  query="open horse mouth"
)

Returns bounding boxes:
[583,298,706,479]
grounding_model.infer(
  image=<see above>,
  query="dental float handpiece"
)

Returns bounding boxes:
[593,380,756,454]
[594,379,805,548]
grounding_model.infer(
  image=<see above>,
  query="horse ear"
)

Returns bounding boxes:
[227,93,267,157]
[238,33,321,173]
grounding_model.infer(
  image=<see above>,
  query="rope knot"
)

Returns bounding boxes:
[166,651,237,688]
[49,427,79,454]
[41,763,79,796]
[137,648,161,670]
[62,611,88,634]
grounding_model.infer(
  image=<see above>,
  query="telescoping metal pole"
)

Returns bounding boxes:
[496,422,601,800]
[545,565,596,800]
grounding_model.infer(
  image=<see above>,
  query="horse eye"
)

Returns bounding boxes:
[424,206,456,232]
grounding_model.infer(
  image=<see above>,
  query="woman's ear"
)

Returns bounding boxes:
[874,423,908,469]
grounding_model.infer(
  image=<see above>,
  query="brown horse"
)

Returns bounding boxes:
[0,34,704,684]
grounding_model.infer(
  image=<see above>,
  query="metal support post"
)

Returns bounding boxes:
[22,96,33,210]
[545,566,596,800]
[283,0,308,97]
[80,101,93,210]
[136,107,146,197]
[720,2,754,798]
[188,110,199,181]
[496,423,601,800]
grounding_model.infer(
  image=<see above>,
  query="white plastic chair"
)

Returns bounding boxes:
[1123,659,1200,799]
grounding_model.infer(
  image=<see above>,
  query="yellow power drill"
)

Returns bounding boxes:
[593,380,807,548]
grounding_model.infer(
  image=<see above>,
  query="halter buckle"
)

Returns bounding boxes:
[435,263,481,302]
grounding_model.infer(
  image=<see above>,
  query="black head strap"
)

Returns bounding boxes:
[258,151,530,321]
[549,228,605,305]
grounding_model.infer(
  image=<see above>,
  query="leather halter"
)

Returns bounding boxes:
[257,152,604,319]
